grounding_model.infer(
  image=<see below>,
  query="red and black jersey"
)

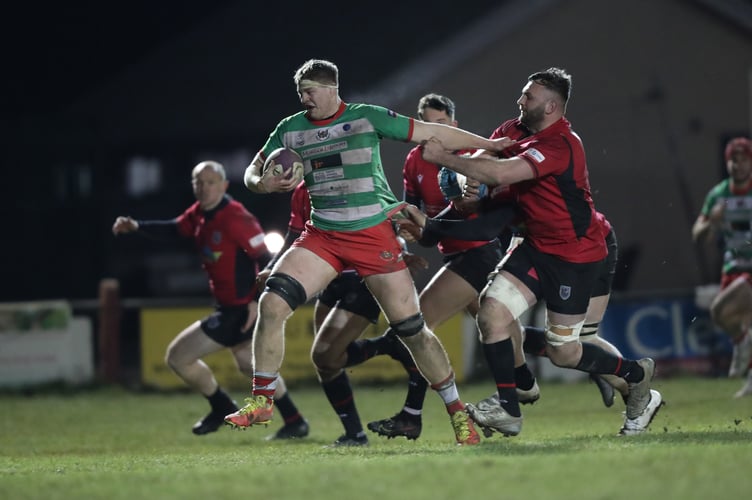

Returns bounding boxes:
[490,117,606,263]
[402,145,492,255]
[174,196,269,306]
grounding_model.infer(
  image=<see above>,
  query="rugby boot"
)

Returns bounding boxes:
[224,395,274,428]
[367,412,422,440]
[450,409,481,445]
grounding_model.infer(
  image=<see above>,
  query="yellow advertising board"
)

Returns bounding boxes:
[140,305,466,390]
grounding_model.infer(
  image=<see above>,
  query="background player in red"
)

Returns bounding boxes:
[420,68,662,437]
[112,161,308,437]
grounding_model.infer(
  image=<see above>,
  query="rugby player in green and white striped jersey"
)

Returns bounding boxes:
[225,58,510,445]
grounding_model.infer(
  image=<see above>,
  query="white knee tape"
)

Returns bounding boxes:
[545,319,585,346]
[483,274,529,319]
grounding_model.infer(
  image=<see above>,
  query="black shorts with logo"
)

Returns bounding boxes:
[444,240,503,293]
[500,240,604,315]
[317,272,381,324]
[200,304,253,347]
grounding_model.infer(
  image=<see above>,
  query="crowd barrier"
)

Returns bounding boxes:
[0,283,732,389]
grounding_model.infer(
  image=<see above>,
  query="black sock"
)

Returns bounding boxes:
[344,335,391,367]
[207,387,236,413]
[482,339,520,417]
[514,363,536,391]
[274,392,304,425]
[523,326,547,356]
[575,343,644,383]
[383,335,428,411]
[403,365,428,412]
[321,371,363,436]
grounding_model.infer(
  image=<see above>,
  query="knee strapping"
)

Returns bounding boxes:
[545,319,585,347]
[390,313,425,338]
[580,322,599,337]
[265,273,307,311]
[482,274,529,319]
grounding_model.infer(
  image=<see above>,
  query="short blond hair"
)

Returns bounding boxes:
[293,59,339,88]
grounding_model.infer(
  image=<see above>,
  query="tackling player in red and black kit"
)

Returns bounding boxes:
[112,160,308,438]
[419,68,663,437]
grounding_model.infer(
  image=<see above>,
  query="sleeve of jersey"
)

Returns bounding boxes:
[423,202,518,242]
[138,205,194,240]
[135,218,183,240]
[233,213,270,261]
[700,185,724,217]
[260,118,291,157]
[361,104,413,142]
[520,138,569,178]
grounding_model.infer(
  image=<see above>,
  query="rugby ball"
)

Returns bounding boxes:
[263,148,304,181]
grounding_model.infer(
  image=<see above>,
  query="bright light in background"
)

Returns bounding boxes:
[264,232,285,254]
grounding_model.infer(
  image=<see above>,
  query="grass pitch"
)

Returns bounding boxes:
[1,376,751,500]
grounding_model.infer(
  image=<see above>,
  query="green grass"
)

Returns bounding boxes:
[1,377,751,500]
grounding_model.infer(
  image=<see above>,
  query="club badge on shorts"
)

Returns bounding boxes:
[559,285,571,300]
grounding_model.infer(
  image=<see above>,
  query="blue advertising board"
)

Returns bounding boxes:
[599,295,732,374]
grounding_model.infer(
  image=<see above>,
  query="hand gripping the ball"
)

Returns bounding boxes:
[260,147,304,192]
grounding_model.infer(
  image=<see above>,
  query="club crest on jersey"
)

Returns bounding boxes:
[559,285,571,300]
[417,174,424,184]
[316,129,330,141]
[201,246,222,263]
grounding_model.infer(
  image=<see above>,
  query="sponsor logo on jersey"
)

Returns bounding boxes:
[201,246,222,262]
[295,133,305,147]
[417,174,423,184]
[343,123,351,131]
[249,233,265,248]
[559,285,571,300]
[311,153,343,170]
[524,147,545,163]
[300,141,348,158]
[312,168,345,183]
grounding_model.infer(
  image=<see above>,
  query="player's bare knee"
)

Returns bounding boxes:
[264,273,307,312]
[164,346,184,371]
[311,350,341,373]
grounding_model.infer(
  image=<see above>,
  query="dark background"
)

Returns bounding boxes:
[2,0,506,302]
[2,0,751,303]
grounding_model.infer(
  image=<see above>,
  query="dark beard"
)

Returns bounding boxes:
[520,107,544,131]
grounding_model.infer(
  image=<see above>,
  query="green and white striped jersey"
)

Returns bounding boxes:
[261,103,412,231]
[700,178,752,274]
